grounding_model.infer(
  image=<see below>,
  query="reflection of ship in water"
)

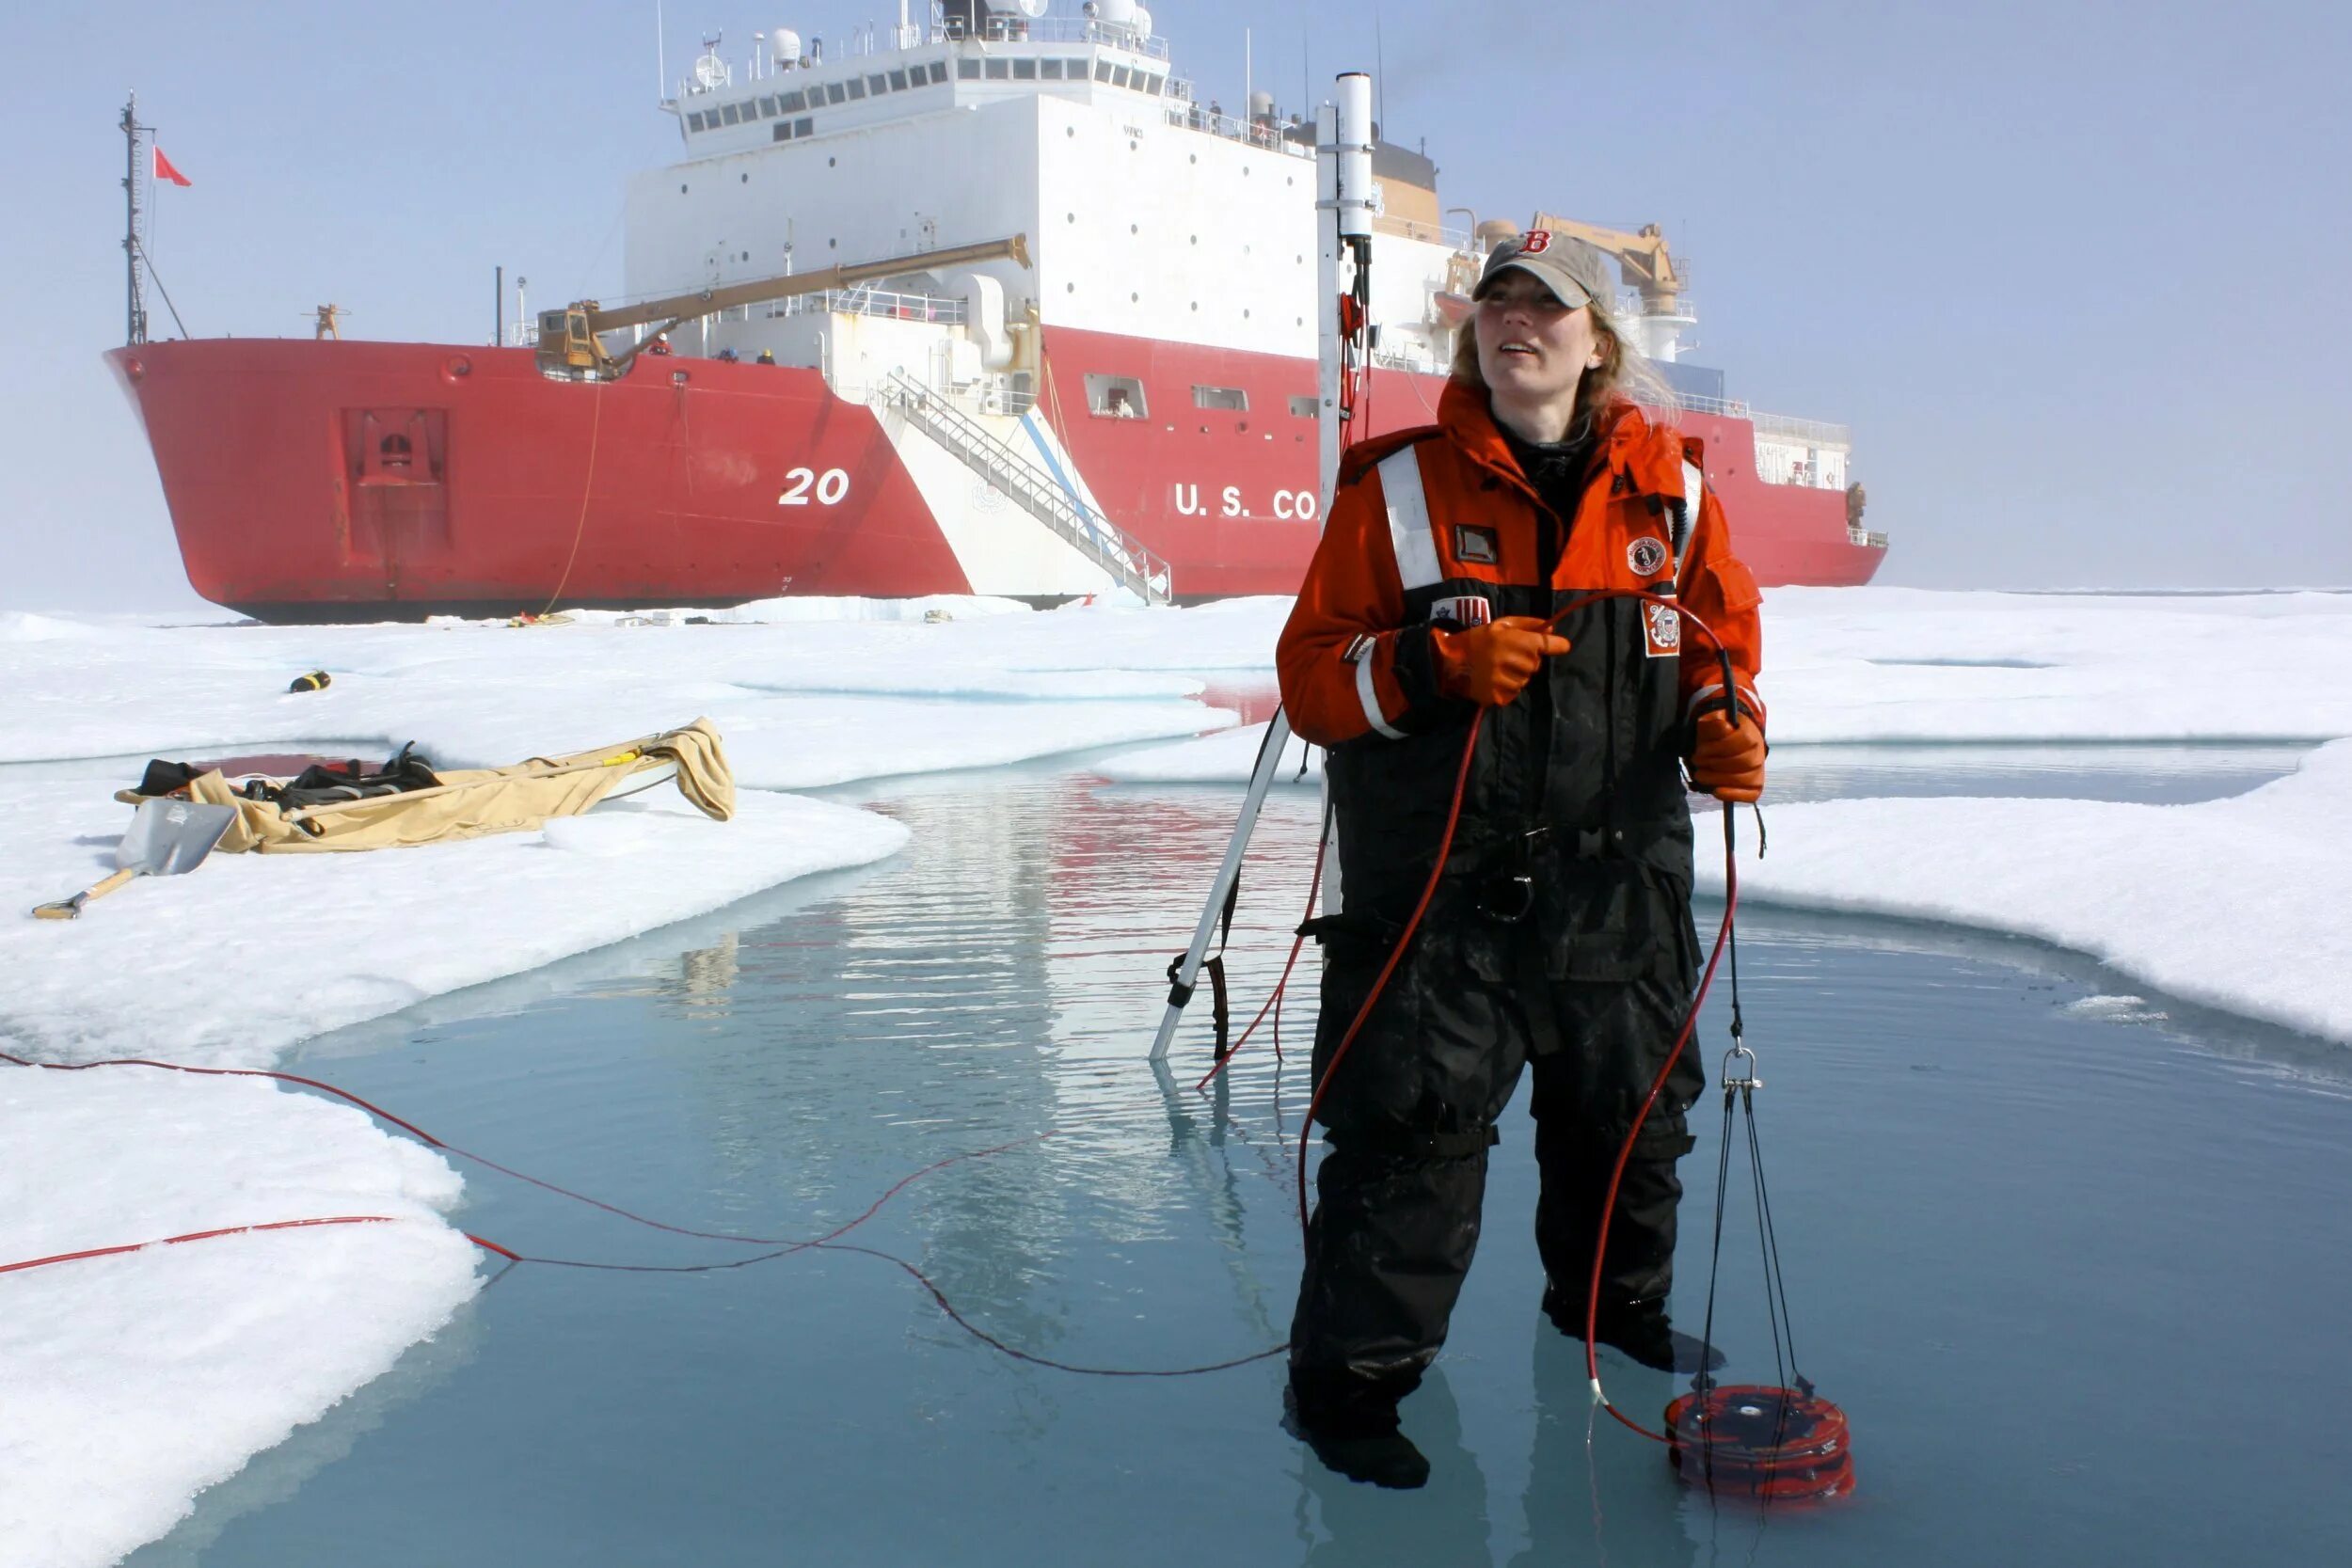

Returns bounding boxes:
[642,769,1312,1385]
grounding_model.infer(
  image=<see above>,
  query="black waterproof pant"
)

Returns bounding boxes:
[1288,911,1703,1424]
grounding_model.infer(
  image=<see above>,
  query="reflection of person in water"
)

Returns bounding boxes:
[1509,1332,1702,1568]
[1292,1368,1493,1568]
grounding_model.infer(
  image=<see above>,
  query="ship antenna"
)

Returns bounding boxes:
[655,0,667,104]
[121,92,148,346]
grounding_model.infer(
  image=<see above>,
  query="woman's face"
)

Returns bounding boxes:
[1472,273,1602,413]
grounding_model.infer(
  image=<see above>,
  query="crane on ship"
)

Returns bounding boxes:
[1525,214,1691,317]
[535,231,1032,381]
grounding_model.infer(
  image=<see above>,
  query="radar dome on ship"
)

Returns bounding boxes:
[1475,218,1523,247]
[771,28,802,65]
[1094,0,1138,27]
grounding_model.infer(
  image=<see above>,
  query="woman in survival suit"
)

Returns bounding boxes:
[1274,229,1768,1488]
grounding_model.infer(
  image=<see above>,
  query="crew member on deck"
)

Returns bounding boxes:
[1275,230,1768,1489]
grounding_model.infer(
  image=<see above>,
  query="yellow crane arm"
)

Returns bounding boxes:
[1526,214,1687,313]
[538,232,1032,378]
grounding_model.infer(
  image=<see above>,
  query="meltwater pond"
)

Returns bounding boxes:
[133,753,2352,1567]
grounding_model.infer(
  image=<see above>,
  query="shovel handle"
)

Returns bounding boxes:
[31,867,137,921]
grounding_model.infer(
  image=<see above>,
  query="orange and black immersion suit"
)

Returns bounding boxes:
[1276,382,1764,1425]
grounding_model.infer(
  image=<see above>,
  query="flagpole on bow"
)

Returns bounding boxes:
[121,93,148,346]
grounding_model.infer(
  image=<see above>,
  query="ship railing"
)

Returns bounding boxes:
[1373,216,1473,248]
[1751,409,1853,447]
[1675,394,1856,449]
[935,17,1170,58]
[1850,526,1889,549]
[880,369,1172,603]
[1369,344,1447,375]
[761,287,969,325]
[1674,391,1756,420]
[1161,102,1315,158]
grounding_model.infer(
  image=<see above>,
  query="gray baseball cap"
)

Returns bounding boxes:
[1474,230,1614,312]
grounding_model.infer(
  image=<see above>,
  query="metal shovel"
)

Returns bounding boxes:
[31,797,239,920]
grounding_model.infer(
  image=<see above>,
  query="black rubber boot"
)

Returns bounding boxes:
[1282,1379,1431,1490]
[1542,1285,1726,1375]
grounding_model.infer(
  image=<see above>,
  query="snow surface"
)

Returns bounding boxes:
[0,782,912,1069]
[0,596,1252,1565]
[0,1067,479,1568]
[1698,737,2352,1045]
[1091,588,2352,782]
[7,587,2351,1561]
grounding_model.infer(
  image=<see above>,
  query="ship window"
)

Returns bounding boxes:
[1113,65,1133,89]
[868,73,887,95]
[1064,58,1086,78]
[1095,59,1114,82]
[1141,73,1163,96]
[846,77,866,100]
[825,81,847,104]
[889,68,909,90]
[772,121,793,142]
[721,103,740,125]
[688,111,707,132]
[1085,374,1149,419]
[1012,57,1037,80]
[739,101,756,120]
[1289,395,1319,419]
[1041,57,1063,80]
[1193,385,1248,412]
[779,89,805,113]
[758,95,777,117]
[958,58,980,80]
[929,61,948,84]
[985,58,1009,80]
[794,117,814,136]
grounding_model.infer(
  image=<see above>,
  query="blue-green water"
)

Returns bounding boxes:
[129,750,2352,1567]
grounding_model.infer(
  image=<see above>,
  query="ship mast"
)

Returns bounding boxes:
[121,93,149,346]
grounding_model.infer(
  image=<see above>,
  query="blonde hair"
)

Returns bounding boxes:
[1450,293,1678,442]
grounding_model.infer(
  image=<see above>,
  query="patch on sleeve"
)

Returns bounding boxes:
[1643,599,1682,658]
[1430,594,1493,629]
[1453,525,1500,565]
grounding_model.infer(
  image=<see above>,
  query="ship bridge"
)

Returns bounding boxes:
[670,4,1216,157]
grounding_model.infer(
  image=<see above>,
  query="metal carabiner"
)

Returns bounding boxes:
[1720,1039,1762,1094]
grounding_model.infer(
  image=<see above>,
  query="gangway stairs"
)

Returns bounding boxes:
[881,369,1172,604]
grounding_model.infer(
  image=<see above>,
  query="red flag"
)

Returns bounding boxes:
[152,146,191,187]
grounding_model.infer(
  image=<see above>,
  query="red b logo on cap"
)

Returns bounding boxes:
[1521,230,1551,253]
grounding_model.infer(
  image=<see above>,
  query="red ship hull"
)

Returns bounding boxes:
[107,331,1881,622]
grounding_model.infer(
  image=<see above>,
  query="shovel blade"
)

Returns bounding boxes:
[116,798,238,876]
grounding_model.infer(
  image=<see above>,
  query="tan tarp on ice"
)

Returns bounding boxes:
[143,720,734,854]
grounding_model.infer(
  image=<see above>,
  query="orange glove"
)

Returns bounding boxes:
[1687,708,1767,802]
[1435,616,1572,707]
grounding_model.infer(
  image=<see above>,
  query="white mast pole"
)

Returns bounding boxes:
[1149,70,1374,1063]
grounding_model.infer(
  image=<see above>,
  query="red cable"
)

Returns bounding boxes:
[0,1048,1043,1251]
[0,1053,1275,1376]
[0,1214,521,1277]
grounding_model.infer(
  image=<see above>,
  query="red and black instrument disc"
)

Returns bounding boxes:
[1665,1383,1855,1504]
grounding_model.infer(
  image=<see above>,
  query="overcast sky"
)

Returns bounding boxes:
[4,0,2346,611]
